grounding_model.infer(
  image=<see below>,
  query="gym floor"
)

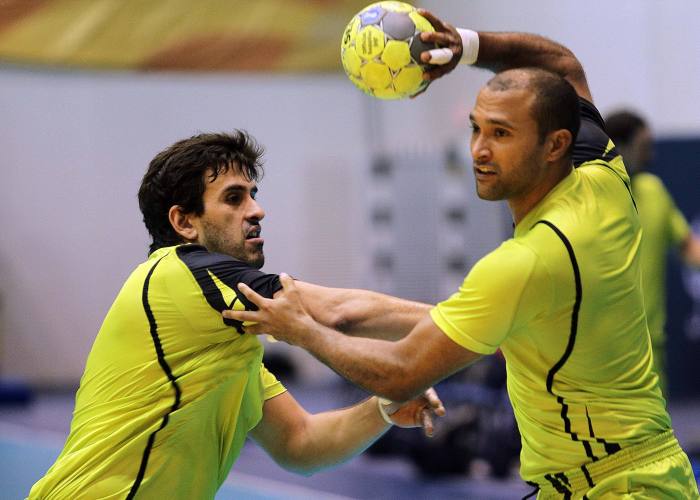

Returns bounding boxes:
[1,380,698,499]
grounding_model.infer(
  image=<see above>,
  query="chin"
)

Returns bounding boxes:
[476,189,503,201]
[248,253,265,269]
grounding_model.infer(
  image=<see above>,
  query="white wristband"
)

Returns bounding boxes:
[376,397,394,426]
[457,28,479,65]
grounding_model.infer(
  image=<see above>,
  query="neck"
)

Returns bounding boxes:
[509,162,573,226]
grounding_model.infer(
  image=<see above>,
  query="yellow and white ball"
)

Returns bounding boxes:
[341,1,436,100]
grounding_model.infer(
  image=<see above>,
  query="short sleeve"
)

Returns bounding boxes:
[430,241,547,354]
[175,244,282,333]
[260,363,287,400]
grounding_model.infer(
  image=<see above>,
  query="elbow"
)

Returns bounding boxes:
[326,300,359,333]
[377,367,426,403]
[559,52,586,82]
[382,384,423,404]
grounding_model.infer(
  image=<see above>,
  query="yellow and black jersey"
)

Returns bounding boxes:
[29,244,286,500]
[431,99,672,483]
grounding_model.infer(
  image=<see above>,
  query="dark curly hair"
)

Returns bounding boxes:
[138,131,264,254]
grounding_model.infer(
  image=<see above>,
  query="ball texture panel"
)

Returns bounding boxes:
[340,1,436,100]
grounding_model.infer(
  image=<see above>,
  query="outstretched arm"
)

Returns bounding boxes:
[227,275,481,401]
[250,389,444,475]
[290,281,431,341]
[417,9,592,101]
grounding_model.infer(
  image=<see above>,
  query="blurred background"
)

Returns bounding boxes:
[0,0,699,498]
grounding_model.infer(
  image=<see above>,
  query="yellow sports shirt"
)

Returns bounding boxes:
[29,244,286,499]
[631,172,690,347]
[431,99,671,481]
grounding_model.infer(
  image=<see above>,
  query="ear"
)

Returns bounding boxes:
[545,129,573,163]
[168,205,198,242]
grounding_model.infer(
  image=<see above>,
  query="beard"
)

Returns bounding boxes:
[475,147,543,201]
[199,220,265,269]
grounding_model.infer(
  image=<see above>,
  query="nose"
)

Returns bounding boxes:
[471,135,491,164]
[247,197,265,221]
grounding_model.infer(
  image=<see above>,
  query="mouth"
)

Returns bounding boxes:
[245,227,263,244]
[474,165,497,179]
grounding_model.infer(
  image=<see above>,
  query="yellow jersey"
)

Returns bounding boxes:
[431,99,671,481]
[631,172,690,346]
[29,244,286,499]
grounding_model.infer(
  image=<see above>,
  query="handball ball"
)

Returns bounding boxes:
[341,1,436,100]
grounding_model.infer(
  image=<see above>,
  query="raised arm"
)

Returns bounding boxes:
[417,9,593,101]
[473,32,592,102]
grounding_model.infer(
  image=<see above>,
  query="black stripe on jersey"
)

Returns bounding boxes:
[544,474,572,498]
[586,406,622,457]
[535,220,590,460]
[535,221,582,394]
[127,255,182,500]
[176,245,282,334]
[581,440,598,462]
[581,464,595,488]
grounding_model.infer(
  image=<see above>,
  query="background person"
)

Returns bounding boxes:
[606,110,700,392]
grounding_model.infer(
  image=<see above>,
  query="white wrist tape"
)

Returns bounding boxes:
[457,28,479,65]
[376,397,395,425]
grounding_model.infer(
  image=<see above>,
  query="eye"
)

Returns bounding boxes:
[227,194,241,204]
[251,190,258,200]
[470,123,480,134]
[495,128,510,138]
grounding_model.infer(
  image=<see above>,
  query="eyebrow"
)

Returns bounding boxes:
[469,113,515,129]
[220,184,257,197]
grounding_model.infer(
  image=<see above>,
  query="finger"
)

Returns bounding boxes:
[423,65,451,81]
[236,282,266,306]
[420,409,434,437]
[424,388,446,416]
[279,273,296,293]
[424,388,442,408]
[416,8,445,31]
[425,48,453,65]
[420,31,455,46]
[222,309,259,322]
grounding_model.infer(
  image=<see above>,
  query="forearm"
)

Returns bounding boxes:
[333,290,431,340]
[294,318,440,402]
[474,32,577,75]
[281,397,389,475]
[295,281,431,340]
[469,31,591,100]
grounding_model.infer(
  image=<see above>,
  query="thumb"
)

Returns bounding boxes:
[279,273,296,292]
